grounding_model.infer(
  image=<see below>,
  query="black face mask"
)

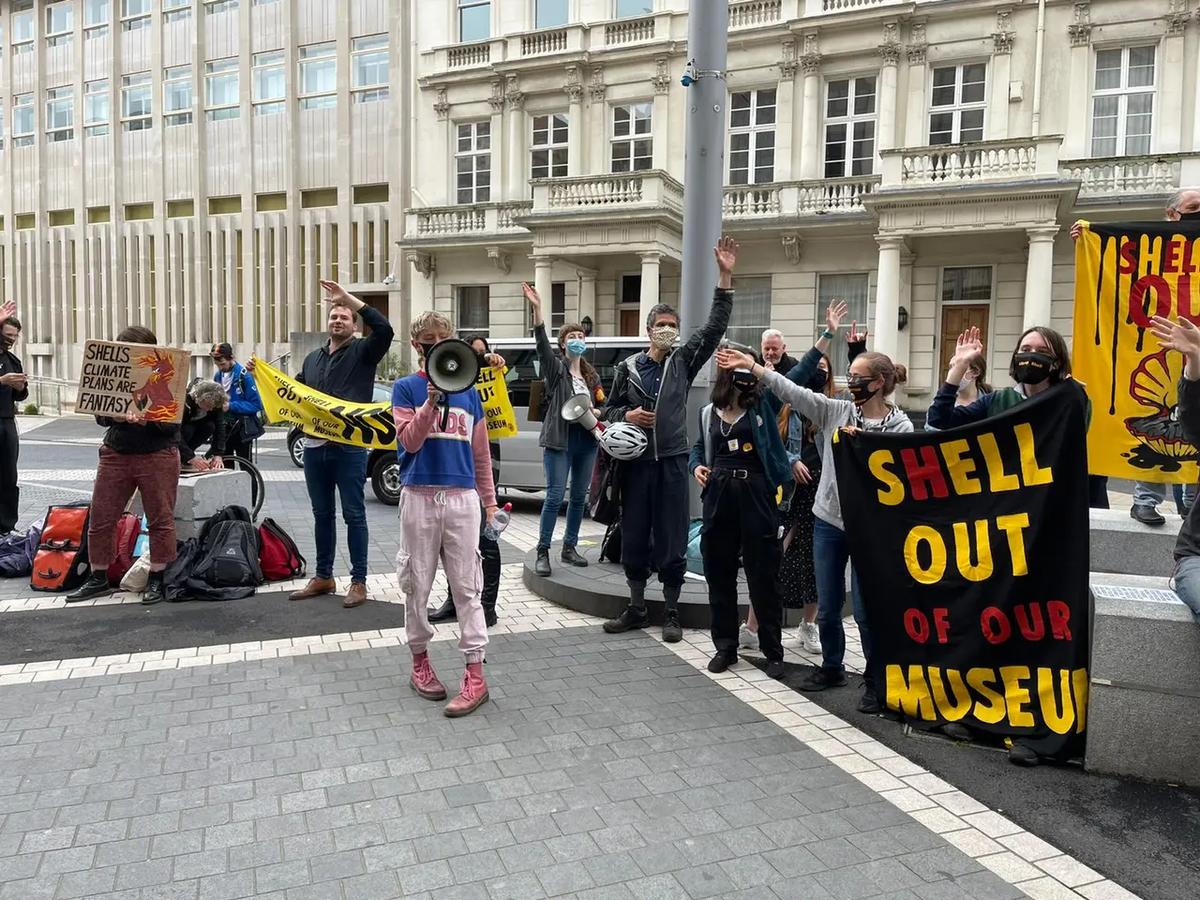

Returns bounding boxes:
[1179,211,1200,221]
[418,341,437,361]
[731,370,758,401]
[847,376,878,405]
[808,369,828,392]
[1013,351,1056,385]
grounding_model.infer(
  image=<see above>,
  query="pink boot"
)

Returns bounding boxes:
[444,662,489,718]
[410,652,447,701]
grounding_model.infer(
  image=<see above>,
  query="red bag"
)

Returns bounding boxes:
[31,503,91,593]
[257,518,306,582]
[107,513,143,586]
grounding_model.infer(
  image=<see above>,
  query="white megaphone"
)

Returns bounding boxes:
[426,339,482,430]
[561,393,601,440]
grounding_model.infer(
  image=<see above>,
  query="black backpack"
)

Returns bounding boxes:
[165,505,262,602]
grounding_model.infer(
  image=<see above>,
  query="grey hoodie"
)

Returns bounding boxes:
[761,369,913,530]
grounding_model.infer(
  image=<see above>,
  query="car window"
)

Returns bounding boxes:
[374,384,393,404]
[491,343,643,408]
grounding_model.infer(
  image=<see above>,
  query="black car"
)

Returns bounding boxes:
[286,383,400,506]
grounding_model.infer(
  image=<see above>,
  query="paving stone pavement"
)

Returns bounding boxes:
[0,627,1030,900]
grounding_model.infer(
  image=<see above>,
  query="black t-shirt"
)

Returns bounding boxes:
[710,409,762,472]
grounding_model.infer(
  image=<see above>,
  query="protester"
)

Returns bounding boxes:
[67,326,181,605]
[178,380,229,471]
[523,283,603,576]
[263,280,394,609]
[761,328,800,378]
[392,311,498,717]
[0,301,27,536]
[600,237,737,643]
[1148,314,1200,624]
[688,352,790,677]
[717,341,913,714]
[428,334,505,628]
[211,343,263,465]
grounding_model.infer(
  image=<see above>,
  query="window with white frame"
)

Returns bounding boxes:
[299,43,336,110]
[205,0,239,13]
[728,277,772,348]
[1092,46,1155,157]
[12,3,34,54]
[524,282,567,332]
[941,266,992,303]
[46,86,74,142]
[122,72,152,131]
[458,0,489,42]
[163,0,191,23]
[84,79,110,136]
[46,2,73,48]
[818,273,870,376]
[163,65,192,125]
[456,286,490,337]
[206,59,239,121]
[121,0,150,31]
[253,0,280,5]
[611,103,652,173]
[729,89,776,185]
[352,35,389,103]
[929,63,985,145]
[615,0,652,17]
[253,50,285,116]
[85,0,110,36]
[12,94,34,148]
[531,113,568,180]
[536,0,569,28]
[824,76,876,178]
[455,121,491,204]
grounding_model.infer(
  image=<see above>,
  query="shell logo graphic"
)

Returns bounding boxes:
[1123,350,1200,468]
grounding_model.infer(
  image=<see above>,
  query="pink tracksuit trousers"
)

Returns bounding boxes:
[397,486,488,663]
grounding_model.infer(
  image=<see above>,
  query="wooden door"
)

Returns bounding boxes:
[619,309,641,336]
[938,305,990,382]
[358,294,389,338]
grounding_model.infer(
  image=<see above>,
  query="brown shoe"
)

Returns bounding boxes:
[343,582,368,608]
[288,577,336,601]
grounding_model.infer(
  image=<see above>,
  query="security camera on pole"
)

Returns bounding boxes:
[680,0,731,514]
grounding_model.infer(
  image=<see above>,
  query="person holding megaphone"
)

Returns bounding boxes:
[522,282,604,577]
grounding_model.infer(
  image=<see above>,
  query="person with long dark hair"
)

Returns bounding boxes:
[689,353,791,677]
[523,283,603,577]
[67,326,181,605]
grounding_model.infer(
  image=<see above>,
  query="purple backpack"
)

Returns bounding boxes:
[0,525,41,578]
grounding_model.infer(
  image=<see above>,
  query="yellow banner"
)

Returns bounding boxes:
[1073,221,1200,482]
[251,358,519,451]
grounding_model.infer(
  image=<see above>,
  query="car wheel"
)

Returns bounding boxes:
[288,432,305,468]
[371,455,402,506]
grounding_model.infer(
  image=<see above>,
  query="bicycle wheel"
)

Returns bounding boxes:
[224,456,266,519]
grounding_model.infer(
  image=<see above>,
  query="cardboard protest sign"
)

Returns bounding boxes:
[833,383,1090,758]
[76,341,190,423]
[1073,220,1200,482]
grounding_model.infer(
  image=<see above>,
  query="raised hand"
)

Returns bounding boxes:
[521,282,541,309]
[319,279,363,311]
[715,348,756,372]
[825,300,849,334]
[1150,315,1200,359]
[0,300,14,319]
[847,321,869,344]
[714,236,739,275]
[945,326,984,384]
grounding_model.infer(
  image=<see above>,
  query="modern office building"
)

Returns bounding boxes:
[3,0,1198,401]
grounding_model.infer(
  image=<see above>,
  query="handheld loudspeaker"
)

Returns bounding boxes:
[426,339,481,430]
[561,393,600,439]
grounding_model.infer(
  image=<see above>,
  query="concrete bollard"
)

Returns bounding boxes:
[132,469,253,540]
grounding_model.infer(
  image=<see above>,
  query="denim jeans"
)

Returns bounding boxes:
[812,517,869,676]
[1171,556,1200,623]
[537,425,598,552]
[303,442,369,582]
[1133,480,1198,512]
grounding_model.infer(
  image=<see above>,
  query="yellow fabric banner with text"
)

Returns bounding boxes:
[1073,220,1200,483]
[252,358,519,451]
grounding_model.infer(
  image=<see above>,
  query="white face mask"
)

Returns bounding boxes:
[650,326,679,350]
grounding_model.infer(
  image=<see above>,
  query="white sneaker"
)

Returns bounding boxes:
[738,624,759,650]
[801,622,822,653]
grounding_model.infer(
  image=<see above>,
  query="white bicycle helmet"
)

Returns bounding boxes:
[599,422,648,461]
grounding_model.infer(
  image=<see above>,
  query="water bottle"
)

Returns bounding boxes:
[482,503,513,542]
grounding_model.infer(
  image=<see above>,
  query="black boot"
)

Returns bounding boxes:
[142,572,165,606]
[603,605,649,634]
[65,573,112,603]
[662,585,682,643]
[427,596,457,623]
[483,605,498,628]
[535,549,552,576]
[560,545,588,568]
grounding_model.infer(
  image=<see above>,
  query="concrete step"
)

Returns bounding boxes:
[1089,508,1180,577]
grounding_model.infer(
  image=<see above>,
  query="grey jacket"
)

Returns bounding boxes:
[601,287,734,459]
[760,368,913,530]
[533,322,598,451]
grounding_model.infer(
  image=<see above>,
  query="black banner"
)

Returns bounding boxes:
[833,383,1091,756]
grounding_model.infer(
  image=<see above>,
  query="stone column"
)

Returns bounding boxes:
[903,24,928,149]
[589,68,608,174]
[1063,6,1091,158]
[533,257,554,316]
[579,273,597,330]
[639,252,662,331]
[877,33,901,156]
[873,236,905,358]
[488,79,506,200]
[1022,226,1059,329]
[564,66,585,177]
[651,57,672,170]
[776,40,798,180]
[989,11,1015,139]
[1161,6,1188,153]
[505,76,526,200]
[797,35,822,180]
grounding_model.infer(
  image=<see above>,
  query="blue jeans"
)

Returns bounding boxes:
[1133,481,1198,512]
[812,517,870,676]
[303,442,369,582]
[1172,556,1200,622]
[538,426,598,552]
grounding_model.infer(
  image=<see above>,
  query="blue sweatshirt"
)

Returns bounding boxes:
[391,373,486,492]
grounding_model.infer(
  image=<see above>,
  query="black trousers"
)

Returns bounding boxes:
[446,526,501,615]
[0,418,18,532]
[700,471,784,662]
[620,454,689,588]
